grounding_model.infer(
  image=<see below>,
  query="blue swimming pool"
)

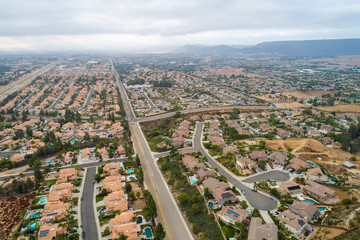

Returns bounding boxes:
[164,136,169,140]
[137,216,143,224]
[30,213,40,219]
[307,161,315,167]
[317,207,328,211]
[129,177,136,181]
[335,128,339,131]
[304,199,316,203]
[128,168,134,174]
[208,202,214,209]
[144,228,152,238]
[189,176,198,184]
[39,197,46,205]
[28,220,40,230]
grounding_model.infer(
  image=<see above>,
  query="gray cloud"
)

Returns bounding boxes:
[0,0,359,51]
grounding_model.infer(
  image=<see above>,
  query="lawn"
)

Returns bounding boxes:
[123,162,133,169]
[220,222,236,239]
[43,179,57,186]
[148,135,166,152]
[96,196,104,203]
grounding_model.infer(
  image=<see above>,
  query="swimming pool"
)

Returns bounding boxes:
[164,136,169,140]
[307,161,315,167]
[189,176,198,184]
[39,197,46,205]
[47,161,52,165]
[304,199,316,203]
[128,168,134,174]
[317,207,328,211]
[335,128,339,131]
[28,220,40,230]
[129,177,136,181]
[144,227,153,238]
[208,202,214,209]
[30,213,40,219]
[136,216,143,224]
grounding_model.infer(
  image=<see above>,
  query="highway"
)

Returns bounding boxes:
[111,58,194,240]
[0,62,57,101]
[193,122,278,210]
[80,167,98,240]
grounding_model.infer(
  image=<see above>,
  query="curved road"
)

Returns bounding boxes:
[243,170,290,183]
[194,122,278,210]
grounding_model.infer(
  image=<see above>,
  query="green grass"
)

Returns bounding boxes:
[97,205,105,211]
[148,135,165,152]
[43,179,57,186]
[123,162,133,169]
[220,222,236,239]
[96,196,104,203]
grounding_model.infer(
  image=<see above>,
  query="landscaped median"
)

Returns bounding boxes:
[158,152,223,240]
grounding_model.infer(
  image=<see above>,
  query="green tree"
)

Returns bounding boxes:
[177,193,189,204]
[125,183,132,193]
[191,203,201,215]
[154,223,166,240]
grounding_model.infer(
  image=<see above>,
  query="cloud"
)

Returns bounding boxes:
[0,0,359,51]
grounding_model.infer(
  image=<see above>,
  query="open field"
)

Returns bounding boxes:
[274,102,308,108]
[313,104,360,115]
[309,227,346,240]
[0,192,35,240]
[312,55,360,66]
[283,91,338,99]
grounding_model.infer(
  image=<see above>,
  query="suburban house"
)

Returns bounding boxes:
[269,151,287,166]
[43,201,69,213]
[103,181,123,193]
[38,223,65,240]
[112,222,139,240]
[196,168,216,179]
[236,157,258,169]
[104,162,122,172]
[248,217,278,240]
[104,190,126,203]
[303,180,338,203]
[278,181,302,195]
[106,199,128,213]
[110,211,135,228]
[250,151,268,161]
[288,158,312,172]
[56,168,77,183]
[217,205,249,225]
[52,182,73,192]
[289,201,320,221]
[202,177,230,191]
[279,210,309,235]
[47,189,72,202]
[40,209,67,225]
[211,187,238,205]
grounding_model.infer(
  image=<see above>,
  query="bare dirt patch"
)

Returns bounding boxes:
[274,102,308,108]
[313,104,360,115]
[0,192,35,240]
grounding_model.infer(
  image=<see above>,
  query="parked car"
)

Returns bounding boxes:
[80,197,84,201]
[241,190,246,195]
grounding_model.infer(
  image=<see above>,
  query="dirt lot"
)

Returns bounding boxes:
[283,91,338,99]
[314,103,360,115]
[264,138,356,162]
[274,102,308,108]
[0,192,35,240]
[309,227,346,240]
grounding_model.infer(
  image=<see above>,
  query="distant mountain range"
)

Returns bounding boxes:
[179,38,360,57]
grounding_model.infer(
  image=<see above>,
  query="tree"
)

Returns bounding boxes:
[25,126,33,137]
[117,234,128,240]
[259,140,266,149]
[177,193,189,204]
[94,173,101,183]
[14,129,25,140]
[191,203,201,215]
[342,198,353,205]
[204,187,211,198]
[129,191,136,200]
[125,183,132,193]
[136,191,141,199]
[154,223,166,240]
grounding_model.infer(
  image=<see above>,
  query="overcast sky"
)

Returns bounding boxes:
[0,0,359,52]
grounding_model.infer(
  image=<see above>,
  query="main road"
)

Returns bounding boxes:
[81,167,98,240]
[193,122,278,210]
[111,58,194,240]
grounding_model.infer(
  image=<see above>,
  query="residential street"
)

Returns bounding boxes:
[80,167,98,240]
[193,122,278,210]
